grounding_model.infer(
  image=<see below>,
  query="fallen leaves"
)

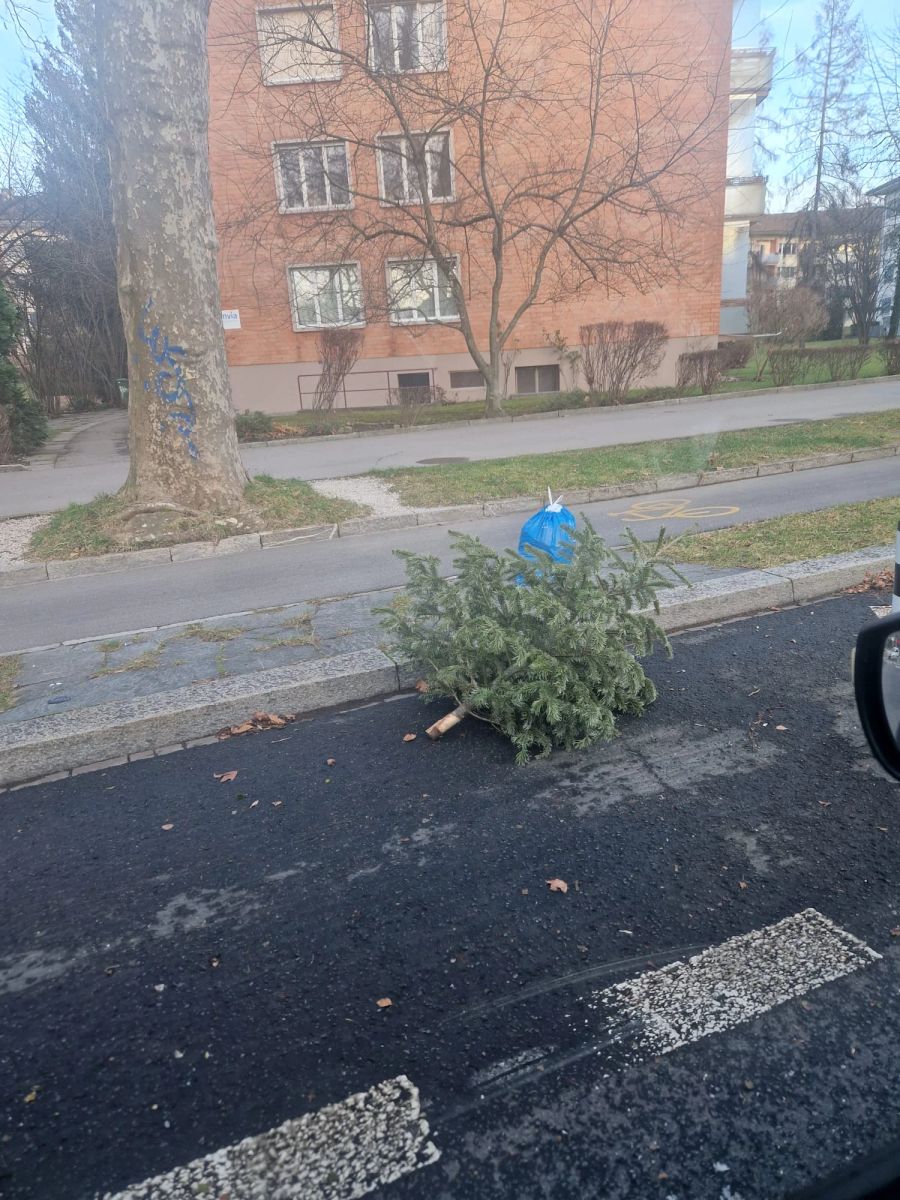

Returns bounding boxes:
[326,758,337,767]
[738,881,749,890]
[775,725,788,732]
[403,733,417,743]
[546,878,569,894]
[161,823,174,831]
[217,712,295,738]
[891,927,900,938]
[214,770,238,784]
[415,679,429,693]
[375,998,393,1009]
[23,1091,37,1105]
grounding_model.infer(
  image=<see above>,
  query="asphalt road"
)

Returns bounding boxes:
[3,593,900,1199]
[3,456,899,653]
[3,377,899,517]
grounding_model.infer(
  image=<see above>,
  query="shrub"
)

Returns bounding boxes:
[378,523,683,763]
[235,410,275,441]
[820,345,869,381]
[749,285,827,347]
[0,284,48,456]
[768,348,810,387]
[882,340,900,376]
[313,327,363,412]
[677,349,722,394]
[0,405,11,464]
[579,321,668,405]
[717,340,752,370]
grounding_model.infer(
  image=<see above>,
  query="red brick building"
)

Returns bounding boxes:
[207,0,732,412]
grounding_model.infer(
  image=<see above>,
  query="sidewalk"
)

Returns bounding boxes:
[3,376,898,517]
[0,544,892,788]
[2,561,733,727]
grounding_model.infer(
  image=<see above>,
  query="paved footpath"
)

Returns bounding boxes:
[4,593,900,1199]
[3,377,899,517]
[2,455,899,654]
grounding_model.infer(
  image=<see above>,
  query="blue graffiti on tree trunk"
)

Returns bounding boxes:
[138,300,199,460]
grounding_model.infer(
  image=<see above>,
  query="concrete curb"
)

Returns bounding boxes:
[236,372,896,449]
[3,443,898,588]
[0,545,892,790]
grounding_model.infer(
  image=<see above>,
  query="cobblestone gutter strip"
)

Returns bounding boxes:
[2,446,898,588]
[0,546,891,790]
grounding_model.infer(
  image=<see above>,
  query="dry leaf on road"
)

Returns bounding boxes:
[403,734,417,743]
[775,725,788,732]
[739,881,749,890]
[214,771,239,783]
[376,998,393,1008]
[326,758,337,766]
[23,1091,37,1104]
[546,878,569,893]
[891,927,900,938]
[415,679,429,693]
[161,824,174,831]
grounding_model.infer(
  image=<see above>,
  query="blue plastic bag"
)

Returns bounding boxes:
[518,489,577,568]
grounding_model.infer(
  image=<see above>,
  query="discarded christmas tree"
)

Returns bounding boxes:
[379,522,683,763]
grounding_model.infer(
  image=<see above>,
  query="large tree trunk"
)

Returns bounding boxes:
[96,0,248,513]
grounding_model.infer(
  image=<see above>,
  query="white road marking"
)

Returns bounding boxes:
[102,1075,439,1200]
[105,912,879,1199]
[590,908,880,1059]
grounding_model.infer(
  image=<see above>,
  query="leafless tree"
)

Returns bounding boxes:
[748,285,827,349]
[781,0,867,287]
[214,0,726,413]
[819,190,888,344]
[94,0,248,516]
[579,320,666,403]
[313,326,363,410]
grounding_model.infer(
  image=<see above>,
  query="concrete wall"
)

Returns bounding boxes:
[229,334,716,413]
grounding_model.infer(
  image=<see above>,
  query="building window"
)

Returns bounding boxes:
[378,133,452,204]
[778,266,797,280]
[289,264,363,329]
[276,142,351,211]
[387,258,459,323]
[369,0,446,73]
[779,242,796,255]
[449,369,484,389]
[257,5,340,84]
[515,364,560,395]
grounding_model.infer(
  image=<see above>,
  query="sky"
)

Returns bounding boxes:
[0,0,894,213]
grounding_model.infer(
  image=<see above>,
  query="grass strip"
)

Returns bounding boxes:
[29,476,365,562]
[671,497,900,569]
[373,410,900,508]
[0,655,21,713]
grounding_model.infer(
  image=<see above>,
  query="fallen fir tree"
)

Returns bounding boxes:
[379,522,684,762]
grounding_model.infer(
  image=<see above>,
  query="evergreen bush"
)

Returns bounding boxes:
[0,284,48,457]
[379,522,683,762]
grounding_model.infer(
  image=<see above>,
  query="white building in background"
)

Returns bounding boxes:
[720,0,773,334]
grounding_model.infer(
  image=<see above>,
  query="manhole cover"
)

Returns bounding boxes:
[416,456,470,465]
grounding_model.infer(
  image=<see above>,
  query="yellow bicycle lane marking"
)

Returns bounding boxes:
[608,499,741,522]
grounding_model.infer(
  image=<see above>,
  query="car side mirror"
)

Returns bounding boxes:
[855,611,900,781]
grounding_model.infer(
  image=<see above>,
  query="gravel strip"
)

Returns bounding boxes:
[310,475,418,516]
[0,516,50,572]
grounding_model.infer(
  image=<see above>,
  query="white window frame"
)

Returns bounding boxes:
[376,130,454,205]
[256,4,342,85]
[288,262,365,330]
[273,140,353,213]
[367,0,448,74]
[386,256,460,325]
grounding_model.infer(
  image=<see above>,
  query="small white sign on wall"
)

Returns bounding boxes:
[222,309,242,330]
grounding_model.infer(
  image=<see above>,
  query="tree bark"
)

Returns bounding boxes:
[95,0,248,512]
